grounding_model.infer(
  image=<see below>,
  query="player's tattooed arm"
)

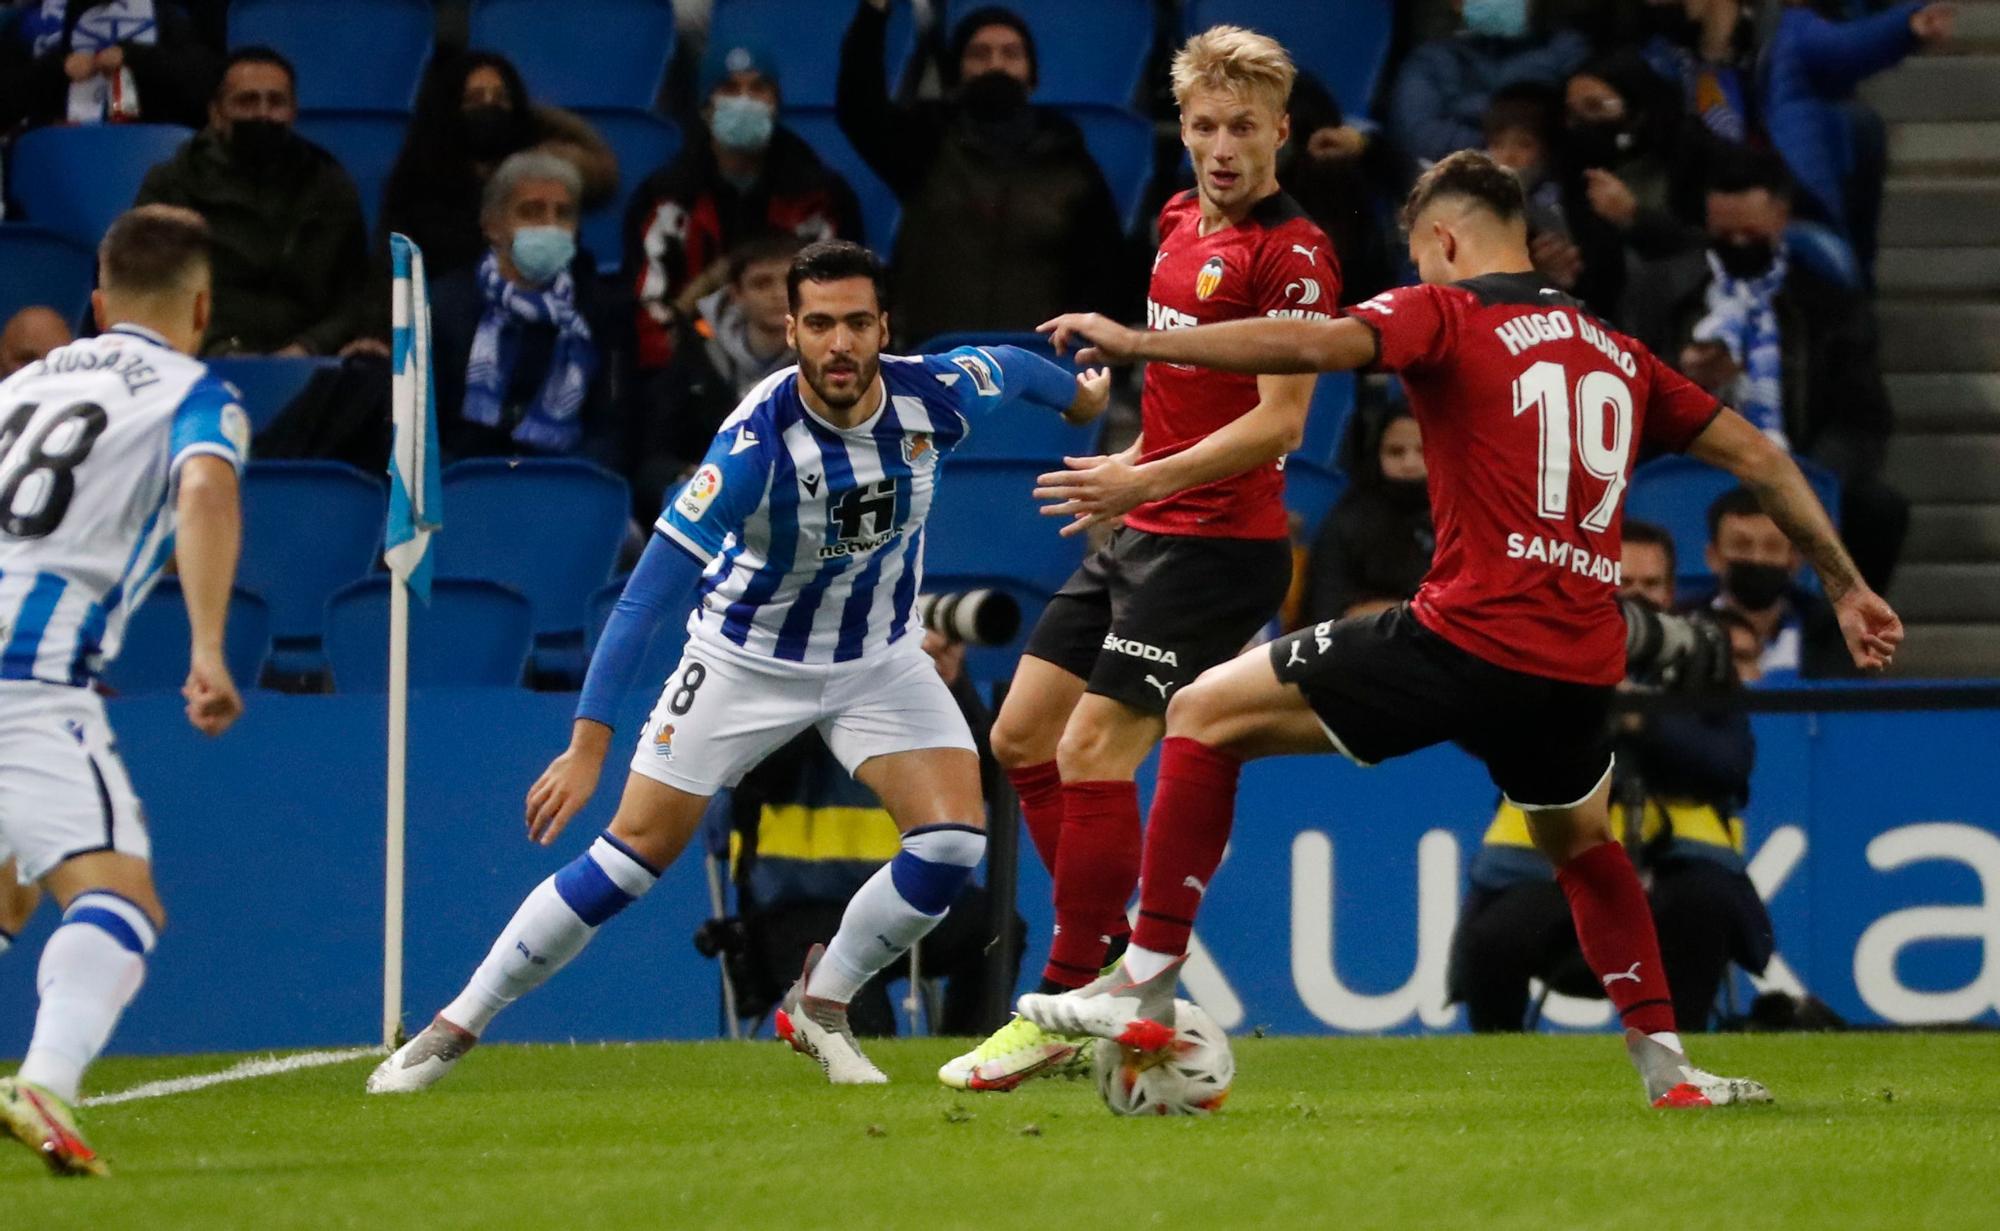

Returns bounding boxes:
[1040,312,1377,375]
[1689,408,1904,670]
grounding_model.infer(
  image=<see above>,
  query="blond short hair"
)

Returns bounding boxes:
[1171,25,1295,114]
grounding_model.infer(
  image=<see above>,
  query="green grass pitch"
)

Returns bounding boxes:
[7,1034,1998,1229]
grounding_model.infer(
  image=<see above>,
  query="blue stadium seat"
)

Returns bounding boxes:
[783,109,900,251]
[710,0,919,109]
[1785,221,1862,291]
[102,580,271,696]
[1284,459,1347,538]
[585,578,691,703]
[1184,0,1395,121]
[435,458,631,670]
[571,109,682,273]
[943,0,1155,107]
[0,226,94,327]
[917,332,1099,462]
[7,124,194,250]
[295,112,408,239]
[925,459,1087,595]
[1628,455,1842,590]
[324,577,533,690]
[1297,373,1356,471]
[1064,105,1155,233]
[468,0,675,110]
[228,0,433,111]
[206,357,339,433]
[239,461,387,677]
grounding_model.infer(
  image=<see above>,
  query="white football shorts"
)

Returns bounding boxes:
[630,632,976,796]
[0,682,148,885]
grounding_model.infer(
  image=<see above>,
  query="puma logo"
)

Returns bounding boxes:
[1603,961,1643,988]
[1286,641,1307,667]
[1182,875,1207,895]
[1145,674,1174,699]
[1291,243,1320,266]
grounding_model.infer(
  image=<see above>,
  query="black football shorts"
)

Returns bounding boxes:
[1269,604,1616,809]
[1024,528,1292,715]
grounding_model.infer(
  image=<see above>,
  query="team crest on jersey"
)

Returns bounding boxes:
[1195,255,1226,301]
[652,724,675,759]
[676,464,723,521]
[903,432,934,466]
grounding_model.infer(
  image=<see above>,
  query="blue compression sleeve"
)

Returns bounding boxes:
[985,344,1081,416]
[574,533,705,727]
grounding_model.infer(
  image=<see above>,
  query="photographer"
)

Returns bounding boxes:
[696,602,1022,1037]
[1447,522,1773,1033]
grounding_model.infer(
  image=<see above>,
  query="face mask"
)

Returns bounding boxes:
[462,105,517,160]
[1712,237,1777,280]
[227,118,294,167]
[1381,476,1430,512]
[709,94,775,153]
[1462,0,1531,40]
[1723,560,1790,612]
[1568,120,1636,168]
[957,70,1029,124]
[510,225,575,285]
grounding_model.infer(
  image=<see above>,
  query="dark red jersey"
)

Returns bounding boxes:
[1347,273,1722,685]
[1126,190,1338,541]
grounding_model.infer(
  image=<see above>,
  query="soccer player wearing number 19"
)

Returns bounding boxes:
[1031,151,1904,1108]
[371,241,1109,1092]
[0,206,249,1175]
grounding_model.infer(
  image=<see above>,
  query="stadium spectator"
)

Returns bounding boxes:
[1386,0,1591,167]
[380,51,619,279]
[134,46,379,358]
[1623,153,1907,590]
[0,306,74,377]
[1301,408,1433,622]
[0,0,218,130]
[625,233,800,521]
[624,42,860,373]
[430,151,613,465]
[1279,71,1399,306]
[1480,83,1594,301]
[836,0,1131,345]
[1640,0,1762,148]
[1560,52,1710,265]
[1448,520,1773,1032]
[1694,486,1858,683]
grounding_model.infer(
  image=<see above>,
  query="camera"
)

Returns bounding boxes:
[1621,597,1734,693]
[916,589,1021,646]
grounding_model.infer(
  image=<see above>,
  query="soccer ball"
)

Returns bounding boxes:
[1091,998,1234,1117]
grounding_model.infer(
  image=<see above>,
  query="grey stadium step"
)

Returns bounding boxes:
[1877,246,2000,297]
[1905,503,2000,563]
[1878,301,2000,372]
[1888,121,2000,169]
[1889,562,2000,622]
[1885,623,2000,679]
[1888,372,2000,433]
[1885,433,2000,502]
[1864,55,2000,123]
[1951,1,2000,47]
[1880,177,2000,248]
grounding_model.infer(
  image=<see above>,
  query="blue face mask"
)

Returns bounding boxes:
[1462,0,1531,39]
[710,93,776,153]
[510,225,575,285]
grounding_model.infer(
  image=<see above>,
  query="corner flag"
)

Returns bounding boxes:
[388,233,441,600]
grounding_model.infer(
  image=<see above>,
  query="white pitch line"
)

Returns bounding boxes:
[85,1047,379,1107]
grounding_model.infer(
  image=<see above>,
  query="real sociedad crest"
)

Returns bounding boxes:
[903,432,934,465]
[1196,255,1226,301]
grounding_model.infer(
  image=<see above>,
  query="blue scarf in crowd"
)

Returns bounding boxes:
[22,1,157,54]
[464,253,596,454]
[1693,246,1788,447]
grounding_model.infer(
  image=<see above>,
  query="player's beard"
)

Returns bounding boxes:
[801,353,878,412]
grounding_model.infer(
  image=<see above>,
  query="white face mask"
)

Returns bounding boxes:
[1462,0,1531,40]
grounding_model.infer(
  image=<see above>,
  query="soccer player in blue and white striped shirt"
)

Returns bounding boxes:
[373,241,1108,1089]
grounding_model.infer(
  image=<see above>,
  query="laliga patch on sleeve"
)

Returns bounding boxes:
[220,402,252,461]
[949,351,1001,398]
[676,463,724,521]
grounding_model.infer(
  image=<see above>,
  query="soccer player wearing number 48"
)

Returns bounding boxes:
[1030,151,1904,1108]
[371,241,1109,1091]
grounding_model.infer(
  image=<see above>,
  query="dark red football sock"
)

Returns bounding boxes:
[1042,780,1141,989]
[1129,738,1240,959]
[1556,840,1676,1035]
[1005,760,1064,877]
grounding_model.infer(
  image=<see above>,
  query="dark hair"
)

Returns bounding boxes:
[787,240,888,312]
[384,52,537,240]
[947,6,1038,88]
[1622,519,1677,576]
[1482,81,1560,149]
[1705,486,1765,543]
[219,45,297,96]
[1707,149,1795,203]
[729,233,808,286]
[1400,149,1526,231]
[99,205,212,294]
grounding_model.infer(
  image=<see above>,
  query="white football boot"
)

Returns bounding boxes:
[366,1016,479,1094]
[774,944,889,1085]
[937,1013,1091,1092]
[1624,1029,1774,1108]
[1017,957,1183,1053]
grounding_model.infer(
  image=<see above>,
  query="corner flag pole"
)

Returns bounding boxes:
[385,235,442,1050]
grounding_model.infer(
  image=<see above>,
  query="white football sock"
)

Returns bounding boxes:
[19,893,156,1104]
[809,825,985,1004]
[1649,1030,1685,1056]
[442,837,658,1036]
[1121,944,1175,984]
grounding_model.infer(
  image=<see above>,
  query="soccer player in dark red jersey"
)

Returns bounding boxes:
[1026,150,1904,1108]
[939,26,1338,1092]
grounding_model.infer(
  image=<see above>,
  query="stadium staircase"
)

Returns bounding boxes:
[1865,0,2000,676]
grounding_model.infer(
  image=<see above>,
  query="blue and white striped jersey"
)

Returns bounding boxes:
[656,346,1060,664]
[0,325,250,686]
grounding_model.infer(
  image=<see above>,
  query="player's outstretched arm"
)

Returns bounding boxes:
[526,533,704,844]
[1040,312,1378,375]
[173,455,244,737]
[1688,408,1904,671]
[962,344,1111,426]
